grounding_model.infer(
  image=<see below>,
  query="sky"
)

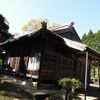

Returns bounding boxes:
[0,0,100,38]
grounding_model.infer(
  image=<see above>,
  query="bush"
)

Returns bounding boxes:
[58,78,83,93]
[58,78,83,100]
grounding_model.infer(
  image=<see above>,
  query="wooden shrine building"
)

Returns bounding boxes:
[0,22,100,88]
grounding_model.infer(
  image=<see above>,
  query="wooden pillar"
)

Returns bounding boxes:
[98,66,100,88]
[88,65,91,85]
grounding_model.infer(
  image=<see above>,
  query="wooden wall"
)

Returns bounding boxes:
[39,40,86,83]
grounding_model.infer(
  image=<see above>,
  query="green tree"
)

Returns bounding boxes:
[22,19,48,33]
[22,19,60,33]
[93,30,100,52]
[0,14,13,42]
[83,30,94,47]
[82,33,87,43]
[82,30,100,52]
[82,30,100,80]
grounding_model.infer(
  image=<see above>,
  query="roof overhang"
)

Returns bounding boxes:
[58,34,100,66]
[0,28,100,66]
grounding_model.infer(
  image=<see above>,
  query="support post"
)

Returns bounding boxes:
[84,52,88,100]
[98,67,100,88]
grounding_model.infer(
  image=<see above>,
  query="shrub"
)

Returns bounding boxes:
[58,77,83,93]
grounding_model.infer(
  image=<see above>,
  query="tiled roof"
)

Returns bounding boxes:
[52,24,82,43]
[63,37,87,51]
[51,24,71,31]
[52,32,87,51]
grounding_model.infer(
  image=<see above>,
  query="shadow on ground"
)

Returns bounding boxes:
[0,78,100,100]
[0,82,33,100]
[86,84,100,100]
[78,84,100,100]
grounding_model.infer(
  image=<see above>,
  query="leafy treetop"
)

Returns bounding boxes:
[21,18,61,33]
[82,30,100,52]
[0,14,13,42]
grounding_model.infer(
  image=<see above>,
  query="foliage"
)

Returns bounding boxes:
[71,79,83,91]
[90,65,98,80]
[82,30,100,80]
[58,77,83,92]
[22,19,48,32]
[59,78,71,88]
[82,30,100,52]
[58,78,83,100]
[0,14,13,42]
[22,18,61,33]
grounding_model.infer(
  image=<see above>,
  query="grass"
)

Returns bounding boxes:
[0,88,23,100]
[0,81,33,100]
[0,89,18,100]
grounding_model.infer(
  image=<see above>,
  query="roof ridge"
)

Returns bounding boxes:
[51,24,71,31]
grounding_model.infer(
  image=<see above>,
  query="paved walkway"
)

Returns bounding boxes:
[78,84,100,100]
